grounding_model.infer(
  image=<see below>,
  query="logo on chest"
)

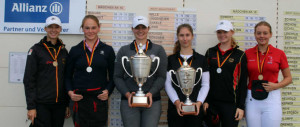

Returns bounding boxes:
[100,50,104,55]
[267,56,273,64]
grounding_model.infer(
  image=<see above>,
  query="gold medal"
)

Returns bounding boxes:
[43,43,62,68]
[258,74,264,80]
[258,74,263,80]
[53,61,58,67]
[256,46,269,81]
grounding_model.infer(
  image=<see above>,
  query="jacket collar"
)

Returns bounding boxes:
[129,39,153,51]
[212,43,239,51]
[253,44,274,54]
[39,36,64,48]
[79,39,105,50]
[175,49,197,61]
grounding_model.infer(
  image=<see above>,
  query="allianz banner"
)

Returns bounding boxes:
[0,0,85,34]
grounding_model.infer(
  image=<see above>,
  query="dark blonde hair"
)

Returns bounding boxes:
[230,35,237,48]
[173,24,194,54]
[80,15,100,28]
[254,21,272,34]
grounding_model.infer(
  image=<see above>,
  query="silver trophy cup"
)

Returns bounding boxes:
[122,43,160,107]
[169,57,202,115]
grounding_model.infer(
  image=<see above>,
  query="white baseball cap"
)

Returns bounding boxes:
[216,20,233,31]
[45,16,62,27]
[132,16,149,28]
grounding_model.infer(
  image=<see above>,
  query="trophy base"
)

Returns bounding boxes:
[131,96,149,107]
[181,105,197,115]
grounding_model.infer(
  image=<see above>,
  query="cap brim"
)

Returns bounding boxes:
[45,23,62,27]
[133,24,148,28]
[216,28,231,32]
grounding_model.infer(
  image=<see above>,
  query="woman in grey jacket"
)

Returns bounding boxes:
[114,16,167,127]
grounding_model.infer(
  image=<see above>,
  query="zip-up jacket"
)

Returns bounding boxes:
[114,39,167,101]
[23,36,69,110]
[205,44,247,110]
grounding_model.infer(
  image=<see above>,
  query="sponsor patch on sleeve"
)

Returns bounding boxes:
[28,49,33,55]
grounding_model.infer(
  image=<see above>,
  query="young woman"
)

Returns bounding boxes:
[65,15,115,127]
[114,16,167,127]
[165,24,210,127]
[203,20,248,127]
[245,21,292,127]
[24,16,70,127]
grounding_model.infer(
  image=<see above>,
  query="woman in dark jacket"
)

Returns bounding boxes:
[114,15,167,127]
[203,20,248,127]
[24,16,70,127]
[65,15,115,127]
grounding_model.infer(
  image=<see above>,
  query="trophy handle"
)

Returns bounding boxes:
[169,70,180,87]
[122,56,133,77]
[148,56,160,77]
[194,68,203,86]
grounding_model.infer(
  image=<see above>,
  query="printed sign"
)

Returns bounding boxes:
[0,0,85,34]
[5,0,69,23]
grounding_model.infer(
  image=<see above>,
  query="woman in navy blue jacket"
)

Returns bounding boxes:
[65,15,115,127]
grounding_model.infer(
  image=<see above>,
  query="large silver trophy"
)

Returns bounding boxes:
[169,57,202,115]
[122,43,160,107]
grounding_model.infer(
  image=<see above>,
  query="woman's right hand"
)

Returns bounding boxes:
[174,100,183,116]
[126,92,135,107]
[27,109,36,125]
[203,102,209,114]
[68,91,83,101]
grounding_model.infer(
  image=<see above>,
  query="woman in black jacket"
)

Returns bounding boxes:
[65,15,115,127]
[24,16,70,127]
[203,20,247,127]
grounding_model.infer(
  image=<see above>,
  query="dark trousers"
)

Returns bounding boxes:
[72,96,108,127]
[207,101,239,127]
[167,106,204,127]
[30,103,66,127]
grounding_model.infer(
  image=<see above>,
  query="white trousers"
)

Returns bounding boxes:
[245,89,282,127]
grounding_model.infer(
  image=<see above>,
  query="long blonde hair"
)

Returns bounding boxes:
[231,35,237,48]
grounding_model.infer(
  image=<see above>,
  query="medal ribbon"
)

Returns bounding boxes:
[43,43,62,61]
[83,39,99,67]
[256,46,269,74]
[178,58,193,66]
[134,40,149,53]
[43,42,62,102]
[216,50,233,68]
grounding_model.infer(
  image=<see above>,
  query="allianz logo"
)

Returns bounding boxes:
[11,2,63,15]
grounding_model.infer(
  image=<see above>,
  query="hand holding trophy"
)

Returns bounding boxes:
[169,57,202,115]
[122,43,160,107]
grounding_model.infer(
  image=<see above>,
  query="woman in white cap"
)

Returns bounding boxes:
[65,15,115,127]
[245,21,292,127]
[203,20,248,127]
[23,16,70,127]
[114,15,167,127]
